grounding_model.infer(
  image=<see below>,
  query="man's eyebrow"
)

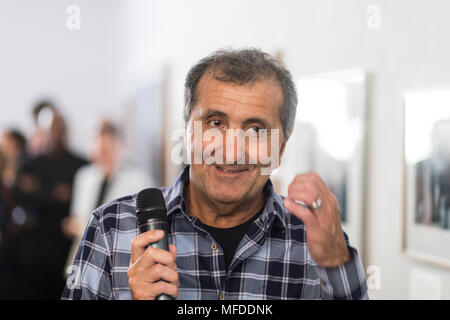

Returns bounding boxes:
[203,109,228,119]
[242,117,270,128]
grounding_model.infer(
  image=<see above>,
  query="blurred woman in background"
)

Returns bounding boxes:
[61,119,153,275]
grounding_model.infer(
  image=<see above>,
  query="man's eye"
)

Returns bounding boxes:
[247,126,262,134]
[208,120,222,127]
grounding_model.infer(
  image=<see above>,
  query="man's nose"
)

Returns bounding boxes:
[224,129,246,164]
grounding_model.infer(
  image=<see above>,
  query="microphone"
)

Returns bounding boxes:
[136,188,173,300]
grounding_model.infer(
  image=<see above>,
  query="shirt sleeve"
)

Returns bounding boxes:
[313,230,369,300]
[314,245,369,300]
[61,210,113,300]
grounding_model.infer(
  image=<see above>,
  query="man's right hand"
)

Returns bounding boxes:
[128,230,179,300]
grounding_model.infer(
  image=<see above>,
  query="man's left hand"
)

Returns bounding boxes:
[284,173,350,268]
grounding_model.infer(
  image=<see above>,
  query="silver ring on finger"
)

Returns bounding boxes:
[311,197,322,210]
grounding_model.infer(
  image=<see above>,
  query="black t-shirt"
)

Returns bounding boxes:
[199,208,263,271]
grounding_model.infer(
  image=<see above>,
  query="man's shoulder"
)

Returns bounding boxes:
[94,193,138,217]
[91,186,174,230]
[89,193,139,234]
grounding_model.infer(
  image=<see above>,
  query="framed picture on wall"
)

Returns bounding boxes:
[121,66,170,187]
[403,88,450,268]
[273,68,367,256]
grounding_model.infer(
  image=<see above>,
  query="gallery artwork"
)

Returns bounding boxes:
[403,88,450,268]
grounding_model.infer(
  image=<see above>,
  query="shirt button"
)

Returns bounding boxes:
[210,243,217,251]
[219,292,225,300]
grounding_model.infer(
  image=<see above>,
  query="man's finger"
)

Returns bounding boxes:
[284,197,318,228]
[152,281,179,299]
[140,245,176,269]
[168,244,178,269]
[287,184,319,207]
[144,263,179,285]
[169,244,177,258]
[130,230,165,264]
[293,173,329,195]
[129,280,179,300]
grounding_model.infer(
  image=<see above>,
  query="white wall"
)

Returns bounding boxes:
[2,0,450,299]
[0,0,125,157]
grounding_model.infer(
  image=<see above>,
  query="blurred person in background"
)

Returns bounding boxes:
[28,100,56,157]
[0,150,13,298]
[0,129,29,188]
[61,119,153,275]
[0,149,13,255]
[0,129,28,239]
[0,150,9,235]
[10,102,88,299]
[0,129,28,298]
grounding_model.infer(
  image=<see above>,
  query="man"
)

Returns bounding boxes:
[62,48,368,300]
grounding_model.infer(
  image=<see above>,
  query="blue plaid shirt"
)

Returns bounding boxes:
[61,166,368,300]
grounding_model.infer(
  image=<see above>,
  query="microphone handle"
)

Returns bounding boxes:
[139,219,173,300]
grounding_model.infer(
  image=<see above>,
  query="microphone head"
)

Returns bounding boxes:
[136,188,168,220]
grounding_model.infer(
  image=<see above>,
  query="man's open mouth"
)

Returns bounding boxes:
[214,165,250,173]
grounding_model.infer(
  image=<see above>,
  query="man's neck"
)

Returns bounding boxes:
[185,183,266,229]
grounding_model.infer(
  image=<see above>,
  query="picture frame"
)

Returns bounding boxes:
[121,66,171,187]
[402,87,450,269]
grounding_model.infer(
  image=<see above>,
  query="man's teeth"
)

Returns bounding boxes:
[217,166,247,172]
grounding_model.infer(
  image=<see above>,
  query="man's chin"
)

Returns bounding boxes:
[207,190,245,205]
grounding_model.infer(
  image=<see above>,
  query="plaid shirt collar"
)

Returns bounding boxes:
[164,165,287,231]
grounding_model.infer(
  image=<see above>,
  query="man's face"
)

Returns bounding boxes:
[186,72,287,206]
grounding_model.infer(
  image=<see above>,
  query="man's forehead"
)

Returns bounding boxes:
[193,73,283,118]
[197,71,282,95]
